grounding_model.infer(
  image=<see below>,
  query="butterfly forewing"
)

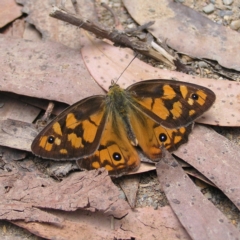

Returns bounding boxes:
[31,96,107,160]
[127,79,216,128]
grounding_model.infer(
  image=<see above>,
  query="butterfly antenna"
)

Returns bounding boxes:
[115,53,138,84]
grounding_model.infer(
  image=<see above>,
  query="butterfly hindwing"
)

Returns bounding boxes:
[127,79,216,128]
[77,110,140,177]
[31,96,107,160]
[128,104,193,161]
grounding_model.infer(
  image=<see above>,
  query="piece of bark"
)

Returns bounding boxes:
[13,206,191,240]
[0,168,130,224]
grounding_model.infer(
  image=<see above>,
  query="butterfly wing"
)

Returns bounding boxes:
[127,79,216,128]
[31,96,107,160]
[77,110,140,177]
[127,104,193,161]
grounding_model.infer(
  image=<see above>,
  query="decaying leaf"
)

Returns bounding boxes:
[175,124,240,211]
[122,0,240,71]
[156,151,240,240]
[0,0,22,28]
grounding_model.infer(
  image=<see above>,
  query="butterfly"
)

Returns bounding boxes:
[31,79,216,177]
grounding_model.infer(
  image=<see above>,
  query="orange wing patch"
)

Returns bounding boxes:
[68,133,83,148]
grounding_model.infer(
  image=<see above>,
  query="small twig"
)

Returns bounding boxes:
[50,7,175,67]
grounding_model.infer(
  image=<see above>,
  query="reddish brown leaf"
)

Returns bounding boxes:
[17,0,95,49]
[175,124,240,211]
[122,0,240,71]
[0,36,104,105]
[0,0,22,28]
[156,151,240,240]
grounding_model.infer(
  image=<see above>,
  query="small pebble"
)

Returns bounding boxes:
[198,61,208,68]
[222,0,233,5]
[204,191,212,200]
[230,19,240,30]
[203,3,215,14]
[174,0,185,2]
[218,10,233,17]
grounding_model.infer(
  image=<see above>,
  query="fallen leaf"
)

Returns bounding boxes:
[0,35,104,105]
[17,0,91,49]
[156,151,240,240]
[80,31,240,126]
[175,124,240,211]
[122,0,240,71]
[0,0,22,28]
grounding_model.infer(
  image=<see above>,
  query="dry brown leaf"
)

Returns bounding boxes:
[122,0,240,71]
[17,0,89,49]
[175,124,240,211]
[156,151,240,240]
[0,0,22,28]
[0,93,40,150]
[80,31,240,126]
[0,93,40,122]
[0,146,26,162]
[13,206,191,240]
[0,35,104,104]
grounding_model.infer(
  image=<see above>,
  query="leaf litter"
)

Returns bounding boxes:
[0,0,239,239]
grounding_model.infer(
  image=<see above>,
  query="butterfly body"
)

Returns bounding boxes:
[31,79,216,177]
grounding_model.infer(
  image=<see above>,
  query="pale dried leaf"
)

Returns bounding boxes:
[17,0,89,49]
[80,31,240,126]
[123,0,240,71]
[156,151,240,240]
[0,0,22,28]
[0,36,104,105]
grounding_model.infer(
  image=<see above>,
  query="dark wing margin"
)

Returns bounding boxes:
[31,95,107,160]
[127,79,216,128]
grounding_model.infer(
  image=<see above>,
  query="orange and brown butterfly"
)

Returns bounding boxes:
[31,79,216,177]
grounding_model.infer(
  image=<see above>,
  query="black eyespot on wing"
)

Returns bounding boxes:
[48,136,55,144]
[191,93,199,100]
[113,152,122,161]
[159,133,167,142]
